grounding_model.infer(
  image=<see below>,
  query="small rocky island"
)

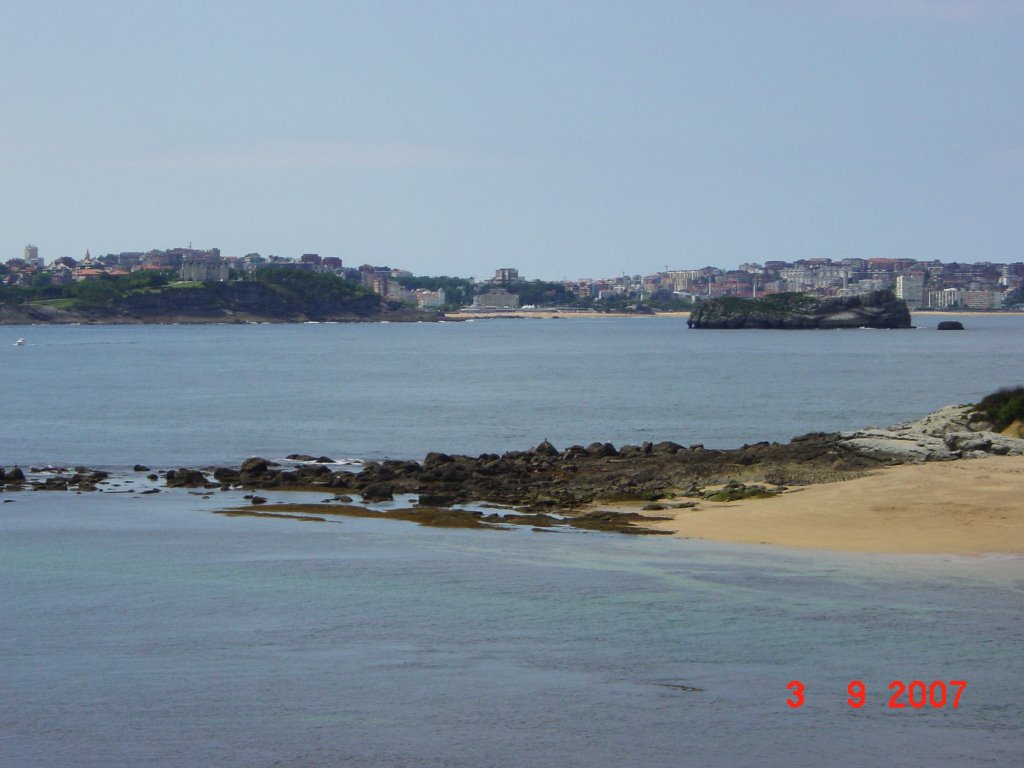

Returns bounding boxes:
[687,290,912,329]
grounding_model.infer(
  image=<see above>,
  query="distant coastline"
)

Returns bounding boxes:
[6,303,1015,325]
[0,273,437,325]
[4,260,1021,325]
[6,306,1020,325]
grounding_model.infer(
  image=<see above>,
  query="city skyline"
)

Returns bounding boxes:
[2,1,1022,280]
[6,242,1020,310]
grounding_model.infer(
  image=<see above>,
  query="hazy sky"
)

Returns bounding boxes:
[2,1,1021,280]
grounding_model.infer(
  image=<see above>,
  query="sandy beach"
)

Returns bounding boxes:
[444,310,691,320]
[912,310,1024,317]
[623,456,1024,555]
[446,309,1023,322]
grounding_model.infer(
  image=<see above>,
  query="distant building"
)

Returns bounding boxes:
[180,257,229,282]
[384,283,416,304]
[492,267,519,287]
[895,274,926,307]
[263,258,314,271]
[300,253,322,266]
[473,290,520,310]
[115,252,143,269]
[24,245,43,269]
[49,265,74,285]
[141,250,180,269]
[359,265,392,295]
[840,258,868,271]
[143,247,219,270]
[416,289,446,309]
[242,253,267,271]
[926,288,963,309]
[73,268,108,281]
[963,290,1003,310]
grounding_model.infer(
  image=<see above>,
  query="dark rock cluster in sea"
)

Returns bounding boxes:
[3,399,1022,534]
[73,433,871,516]
[0,466,109,492]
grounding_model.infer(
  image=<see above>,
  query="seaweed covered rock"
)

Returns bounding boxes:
[165,468,216,488]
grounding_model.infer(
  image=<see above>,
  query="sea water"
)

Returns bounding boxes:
[2,316,1023,766]
[2,314,1023,467]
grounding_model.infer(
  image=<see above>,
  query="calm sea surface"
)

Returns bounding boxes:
[2,315,1023,766]
[2,314,1024,467]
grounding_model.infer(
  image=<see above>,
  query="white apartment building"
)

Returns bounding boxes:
[896,274,926,307]
[963,290,1003,310]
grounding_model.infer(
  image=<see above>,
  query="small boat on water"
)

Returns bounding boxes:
[14,338,26,346]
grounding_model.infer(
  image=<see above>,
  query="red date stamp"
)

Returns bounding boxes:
[786,680,966,709]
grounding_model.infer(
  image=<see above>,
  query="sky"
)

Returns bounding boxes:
[1,0,1022,280]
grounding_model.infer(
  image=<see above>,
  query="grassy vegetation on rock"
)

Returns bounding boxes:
[975,386,1024,432]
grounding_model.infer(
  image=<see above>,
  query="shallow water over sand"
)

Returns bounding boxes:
[2,488,1022,767]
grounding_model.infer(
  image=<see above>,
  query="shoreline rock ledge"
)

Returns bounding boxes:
[837,403,1024,462]
[687,290,912,329]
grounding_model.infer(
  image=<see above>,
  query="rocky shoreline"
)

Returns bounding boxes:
[3,402,1022,535]
[0,301,435,325]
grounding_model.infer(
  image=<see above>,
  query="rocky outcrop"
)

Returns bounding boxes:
[0,466,108,492]
[687,290,912,329]
[199,407,1021,505]
[121,283,422,322]
[837,404,1024,462]
[165,468,218,488]
[174,435,881,511]
[937,321,964,330]
[1,283,437,324]
[0,303,73,324]
[4,401,1021,530]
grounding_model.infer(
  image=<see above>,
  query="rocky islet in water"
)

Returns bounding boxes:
[687,289,912,329]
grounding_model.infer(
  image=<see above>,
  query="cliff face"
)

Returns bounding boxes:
[687,290,912,329]
[117,283,384,319]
